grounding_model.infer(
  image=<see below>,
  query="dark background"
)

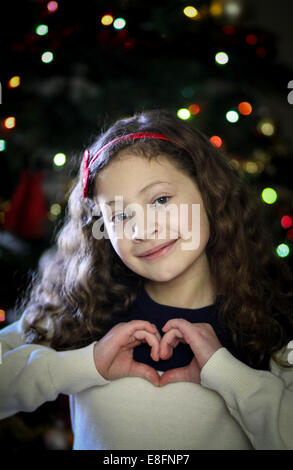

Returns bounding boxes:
[0,0,293,449]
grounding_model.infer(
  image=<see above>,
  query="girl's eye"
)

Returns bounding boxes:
[111,195,171,224]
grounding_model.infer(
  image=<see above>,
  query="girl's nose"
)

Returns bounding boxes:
[131,210,164,241]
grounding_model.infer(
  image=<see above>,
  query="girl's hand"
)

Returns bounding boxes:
[159,320,223,387]
[93,320,161,386]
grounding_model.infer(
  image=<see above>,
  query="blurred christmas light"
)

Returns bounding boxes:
[42,51,54,63]
[281,215,293,229]
[261,187,277,204]
[36,25,49,36]
[226,110,239,123]
[177,108,191,120]
[113,18,126,30]
[101,15,114,26]
[246,33,258,45]
[53,153,66,166]
[209,1,222,16]
[243,161,258,174]
[223,0,242,18]
[181,86,194,98]
[276,243,290,258]
[210,136,222,147]
[238,101,252,115]
[222,25,235,35]
[50,203,62,216]
[0,309,5,322]
[47,1,58,13]
[189,104,200,115]
[0,140,5,151]
[4,117,16,129]
[8,76,21,88]
[287,229,293,241]
[258,120,275,136]
[256,46,267,58]
[215,51,229,65]
[183,6,198,18]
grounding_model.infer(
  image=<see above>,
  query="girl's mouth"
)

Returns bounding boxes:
[139,238,179,261]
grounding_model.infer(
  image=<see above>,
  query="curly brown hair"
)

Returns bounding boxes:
[18,108,293,370]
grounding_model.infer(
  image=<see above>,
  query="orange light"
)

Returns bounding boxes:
[101,14,114,26]
[189,104,200,115]
[246,34,258,45]
[8,76,21,88]
[238,101,252,115]
[0,310,5,322]
[4,117,16,129]
[210,136,222,148]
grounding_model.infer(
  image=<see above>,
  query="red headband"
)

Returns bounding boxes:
[82,132,184,198]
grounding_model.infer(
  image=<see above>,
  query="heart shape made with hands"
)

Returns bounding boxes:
[133,319,223,386]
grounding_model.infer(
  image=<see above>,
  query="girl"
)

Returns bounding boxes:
[0,109,293,450]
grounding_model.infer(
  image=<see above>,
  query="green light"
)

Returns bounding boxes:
[215,51,229,65]
[53,153,66,167]
[0,140,5,151]
[276,243,290,258]
[36,24,49,36]
[226,110,239,123]
[41,51,54,63]
[177,108,191,120]
[113,18,126,30]
[261,187,277,204]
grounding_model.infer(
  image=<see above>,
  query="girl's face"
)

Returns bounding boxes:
[94,153,210,284]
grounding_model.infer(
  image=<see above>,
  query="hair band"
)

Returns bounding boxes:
[82,131,184,198]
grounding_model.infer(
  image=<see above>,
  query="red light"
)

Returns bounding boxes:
[256,46,267,58]
[189,104,200,115]
[286,228,293,241]
[246,34,258,45]
[281,215,293,229]
[210,136,222,148]
[222,25,235,35]
[238,101,252,116]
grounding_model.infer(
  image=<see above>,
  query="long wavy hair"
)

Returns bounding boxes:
[18,108,293,370]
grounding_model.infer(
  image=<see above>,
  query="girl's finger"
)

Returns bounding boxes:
[133,330,160,361]
[160,329,183,359]
[129,361,160,386]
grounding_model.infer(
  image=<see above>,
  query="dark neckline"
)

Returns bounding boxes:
[141,283,217,313]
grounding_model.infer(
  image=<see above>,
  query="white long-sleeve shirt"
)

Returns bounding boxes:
[0,312,293,450]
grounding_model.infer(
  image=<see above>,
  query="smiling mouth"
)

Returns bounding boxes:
[138,238,179,261]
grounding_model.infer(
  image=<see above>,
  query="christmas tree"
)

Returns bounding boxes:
[0,0,292,450]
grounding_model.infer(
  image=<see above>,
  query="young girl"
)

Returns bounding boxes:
[1,109,293,450]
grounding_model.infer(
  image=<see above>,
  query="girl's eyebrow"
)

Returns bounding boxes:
[106,181,172,206]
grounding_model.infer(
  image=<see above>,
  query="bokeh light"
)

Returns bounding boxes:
[177,108,191,120]
[281,215,293,229]
[261,187,277,204]
[47,1,58,13]
[210,136,222,147]
[8,76,21,88]
[276,243,290,258]
[4,117,16,129]
[113,18,126,30]
[41,51,54,63]
[183,6,198,18]
[36,25,49,36]
[226,110,239,123]
[53,153,66,167]
[50,203,62,216]
[215,51,229,65]
[189,104,200,115]
[238,101,252,115]
[0,140,5,151]
[101,15,113,26]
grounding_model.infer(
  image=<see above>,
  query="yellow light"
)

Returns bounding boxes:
[8,76,21,88]
[50,203,62,216]
[53,153,66,166]
[259,121,275,136]
[4,117,16,129]
[210,1,223,16]
[261,187,277,204]
[183,6,198,18]
[177,108,191,120]
[244,161,258,174]
[101,15,114,26]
